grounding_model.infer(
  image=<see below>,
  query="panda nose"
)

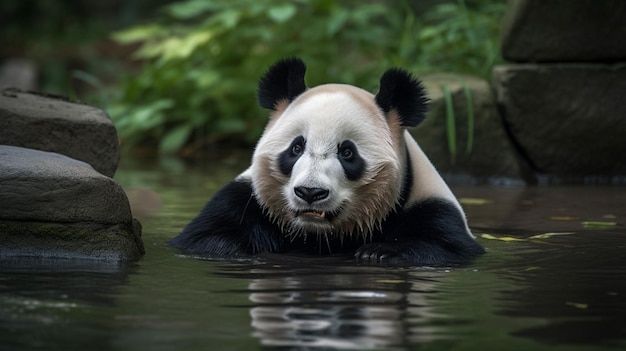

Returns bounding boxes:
[294,186,329,204]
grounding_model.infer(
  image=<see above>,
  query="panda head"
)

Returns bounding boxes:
[250,58,428,239]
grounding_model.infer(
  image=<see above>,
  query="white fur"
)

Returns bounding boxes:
[403,130,473,237]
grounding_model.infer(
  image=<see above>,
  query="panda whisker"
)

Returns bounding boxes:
[323,231,332,254]
[239,194,254,225]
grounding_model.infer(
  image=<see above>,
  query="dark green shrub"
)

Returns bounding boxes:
[111,0,505,154]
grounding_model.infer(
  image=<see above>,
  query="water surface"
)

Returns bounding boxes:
[1,153,625,350]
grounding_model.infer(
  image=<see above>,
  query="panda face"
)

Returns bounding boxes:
[251,84,405,239]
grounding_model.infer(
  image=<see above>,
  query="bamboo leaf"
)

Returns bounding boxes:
[480,234,525,242]
[582,221,617,228]
[459,197,492,205]
[528,232,575,239]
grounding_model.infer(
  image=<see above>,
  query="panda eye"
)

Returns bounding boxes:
[338,141,356,161]
[340,148,353,160]
[292,143,303,156]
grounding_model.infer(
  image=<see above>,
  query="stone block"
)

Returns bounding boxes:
[410,73,523,184]
[0,145,144,261]
[492,64,626,180]
[501,0,626,62]
[0,89,119,177]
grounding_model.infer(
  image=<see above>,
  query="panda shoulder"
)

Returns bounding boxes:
[403,131,459,208]
[236,167,254,182]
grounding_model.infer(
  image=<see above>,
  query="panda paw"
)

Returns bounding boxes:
[354,243,410,262]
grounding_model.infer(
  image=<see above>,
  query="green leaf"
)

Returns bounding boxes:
[582,221,617,228]
[441,85,456,164]
[528,232,575,239]
[459,197,492,205]
[267,4,296,23]
[112,24,163,43]
[480,234,525,242]
[159,124,193,154]
[327,8,349,36]
[462,80,474,155]
[215,9,242,28]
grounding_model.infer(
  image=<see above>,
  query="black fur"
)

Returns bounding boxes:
[337,140,366,181]
[375,68,429,127]
[168,180,284,256]
[278,135,305,176]
[258,57,307,110]
[168,180,484,266]
[356,198,486,265]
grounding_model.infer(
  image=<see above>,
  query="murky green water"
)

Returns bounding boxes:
[2,152,625,351]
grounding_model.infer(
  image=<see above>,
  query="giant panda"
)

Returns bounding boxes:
[168,58,485,265]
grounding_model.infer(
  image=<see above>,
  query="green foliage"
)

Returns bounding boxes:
[441,80,476,163]
[462,81,475,155]
[111,0,505,153]
[414,0,506,77]
[441,85,457,164]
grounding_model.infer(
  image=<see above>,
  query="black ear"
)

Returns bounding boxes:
[375,68,429,127]
[258,57,307,110]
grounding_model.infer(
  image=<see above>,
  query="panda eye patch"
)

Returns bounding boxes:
[337,140,365,181]
[278,135,305,176]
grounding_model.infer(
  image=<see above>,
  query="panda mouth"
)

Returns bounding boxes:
[296,209,335,221]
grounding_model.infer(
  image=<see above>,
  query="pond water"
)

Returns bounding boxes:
[1,152,625,351]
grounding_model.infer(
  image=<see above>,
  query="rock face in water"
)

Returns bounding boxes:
[493,64,626,179]
[0,145,144,261]
[494,1,626,183]
[0,89,143,261]
[0,89,119,177]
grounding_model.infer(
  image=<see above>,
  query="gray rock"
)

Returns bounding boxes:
[0,145,144,261]
[501,0,626,62]
[0,89,119,177]
[410,73,523,184]
[492,64,626,180]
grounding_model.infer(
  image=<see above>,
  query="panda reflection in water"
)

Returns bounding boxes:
[168,58,485,265]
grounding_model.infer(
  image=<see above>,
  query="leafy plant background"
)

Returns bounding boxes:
[107,0,505,154]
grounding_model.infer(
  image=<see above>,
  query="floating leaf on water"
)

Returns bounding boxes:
[459,197,493,205]
[480,234,525,242]
[481,232,575,242]
[582,221,617,228]
[528,232,576,239]
[549,216,579,221]
[566,301,588,309]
